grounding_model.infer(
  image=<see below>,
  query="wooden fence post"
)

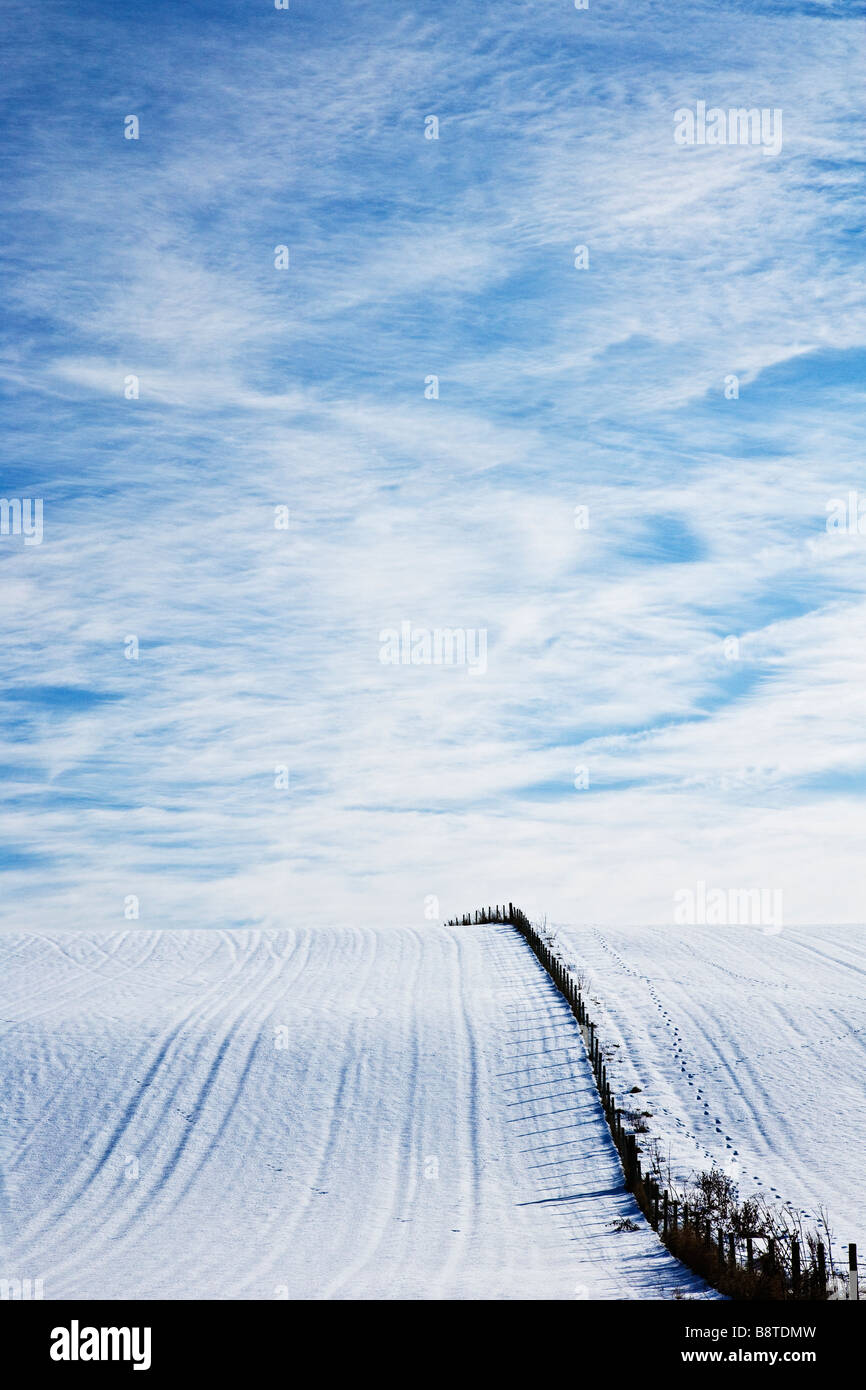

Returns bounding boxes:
[792,1238,801,1297]
[817,1242,826,1297]
[849,1244,859,1301]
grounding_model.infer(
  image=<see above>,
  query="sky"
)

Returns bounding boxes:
[1,0,865,931]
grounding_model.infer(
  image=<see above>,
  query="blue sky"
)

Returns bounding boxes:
[1,0,865,929]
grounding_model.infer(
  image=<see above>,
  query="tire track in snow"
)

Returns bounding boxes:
[26,929,308,1293]
[318,926,426,1299]
[8,931,257,1269]
[238,925,384,1296]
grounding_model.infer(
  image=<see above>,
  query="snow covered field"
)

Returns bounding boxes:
[554,923,866,1273]
[0,926,711,1300]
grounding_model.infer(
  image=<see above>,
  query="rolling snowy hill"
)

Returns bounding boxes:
[0,925,711,1300]
[554,922,866,1276]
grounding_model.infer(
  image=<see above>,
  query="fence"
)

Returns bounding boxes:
[446,903,858,1301]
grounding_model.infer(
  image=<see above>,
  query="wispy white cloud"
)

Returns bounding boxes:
[0,0,864,929]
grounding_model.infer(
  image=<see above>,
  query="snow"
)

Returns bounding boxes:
[0,925,712,1300]
[553,922,866,1277]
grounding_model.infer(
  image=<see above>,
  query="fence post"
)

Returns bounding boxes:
[791,1238,801,1297]
[627,1134,637,1191]
[817,1242,826,1297]
[849,1244,859,1301]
